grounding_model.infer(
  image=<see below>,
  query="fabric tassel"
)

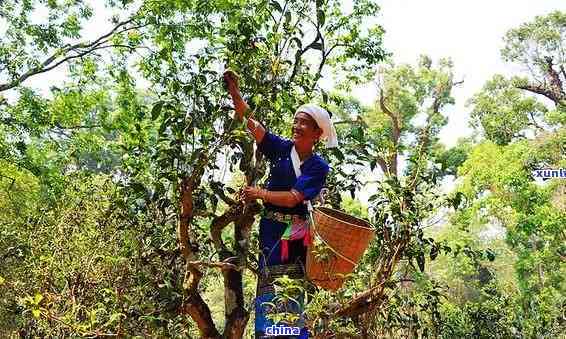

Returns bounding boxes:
[281,240,289,262]
[281,224,292,262]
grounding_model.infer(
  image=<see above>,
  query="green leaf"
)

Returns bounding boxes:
[451,191,463,209]
[284,11,292,26]
[430,244,439,260]
[331,148,344,161]
[130,182,146,195]
[108,312,125,325]
[33,293,43,305]
[151,101,163,120]
[429,290,441,297]
[270,1,283,12]
[0,275,4,285]
[317,9,325,26]
[32,309,41,318]
[416,253,425,272]
[486,249,496,261]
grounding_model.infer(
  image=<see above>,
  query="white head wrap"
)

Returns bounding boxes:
[294,104,338,148]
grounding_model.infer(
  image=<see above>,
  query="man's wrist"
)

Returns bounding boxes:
[247,118,259,133]
[261,189,269,203]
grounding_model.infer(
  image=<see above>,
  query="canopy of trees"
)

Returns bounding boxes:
[0,1,564,338]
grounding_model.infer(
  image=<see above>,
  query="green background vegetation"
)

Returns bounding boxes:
[0,1,564,337]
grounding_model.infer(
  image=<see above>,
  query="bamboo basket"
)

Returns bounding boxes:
[306,207,375,291]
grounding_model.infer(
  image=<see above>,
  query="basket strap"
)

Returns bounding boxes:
[291,146,316,224]
[290,146,302,178]
[310,217,357,266]
[290,146,315,213]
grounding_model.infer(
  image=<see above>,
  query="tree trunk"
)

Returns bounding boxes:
[178,172,220,337]
[222,202,261,338]
[181,293,222,339]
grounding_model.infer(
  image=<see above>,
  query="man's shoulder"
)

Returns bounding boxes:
[266,131,294,148]
[304,154,329,173]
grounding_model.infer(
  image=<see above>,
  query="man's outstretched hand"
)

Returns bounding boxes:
[223,70,240,95]
[223,70,250,121]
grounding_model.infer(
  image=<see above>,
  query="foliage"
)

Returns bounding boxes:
[0,173,196,337]
[454,10,566,338]
[469,75,548,145]
[1,2,565,338]
[1,0,387,337]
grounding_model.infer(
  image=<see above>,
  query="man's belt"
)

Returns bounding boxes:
[262,210,306,224]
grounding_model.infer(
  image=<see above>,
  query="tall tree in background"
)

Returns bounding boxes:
[502,11,566,108]
[470,10,566,145]
[458,10,565,337]
[309,56,464,336]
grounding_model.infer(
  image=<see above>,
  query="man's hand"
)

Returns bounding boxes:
[223,70,249,121]
[242,186,265,203]
[223,70,240,96]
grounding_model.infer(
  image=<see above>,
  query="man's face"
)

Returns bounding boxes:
[292,112,322,145]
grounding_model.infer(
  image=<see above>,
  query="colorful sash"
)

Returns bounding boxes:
[262,210,311,261]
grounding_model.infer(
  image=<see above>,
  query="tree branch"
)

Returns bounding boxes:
[189,260,241,271]
[287,28,322,86]
[175,150,220,336]
[325,42,348,58]
[178,176,197,262]
[180,277,221,339]
[408,85,443,190]
[527,110,545,132]
[0,18,141,92]
[334,241,406,318]
[222,202,261,339]
[544,56,564,97]
[210,204,241,252]
[379,88,400,176]
[54,123,103,130]
[517,82,564,105]
[210,183,237,206]
[375,155,389,176]
[334,119,357,125]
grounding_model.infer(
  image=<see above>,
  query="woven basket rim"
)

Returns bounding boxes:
[315,206,374,232]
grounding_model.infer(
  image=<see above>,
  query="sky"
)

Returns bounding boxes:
[8,1,566,148]
[353,0,566,148]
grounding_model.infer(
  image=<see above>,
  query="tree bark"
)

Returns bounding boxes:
[517,83,565,105]
[177,153,220,337]
[181,292,222,339]
[222,202,261,338]
[334,241,406,318]
[379,89,400,177]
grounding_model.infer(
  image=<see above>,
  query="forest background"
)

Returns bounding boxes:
[0,0,565,338]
